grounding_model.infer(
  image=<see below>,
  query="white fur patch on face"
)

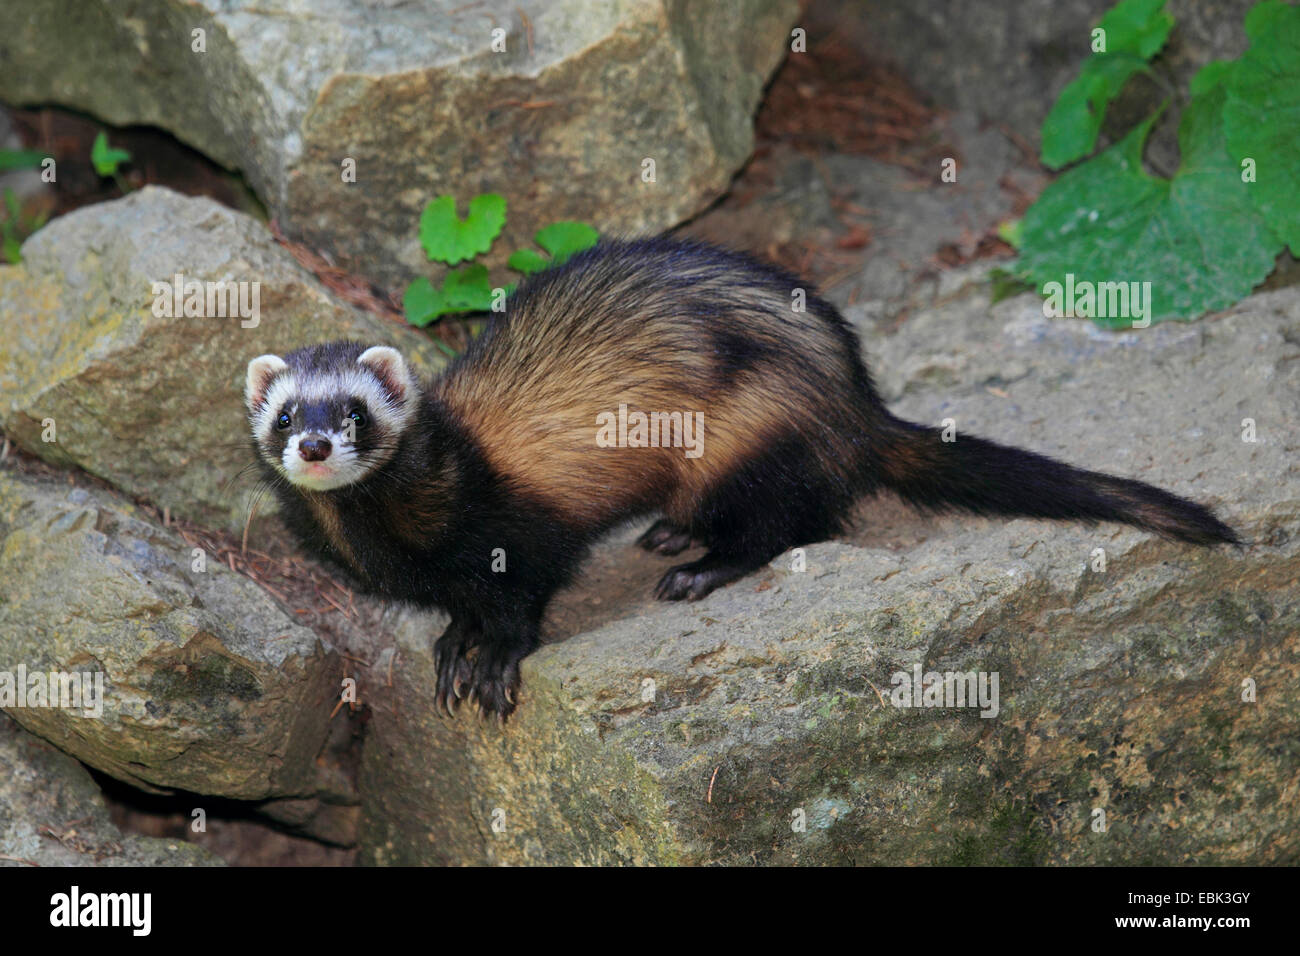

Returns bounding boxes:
[281,430,371,491]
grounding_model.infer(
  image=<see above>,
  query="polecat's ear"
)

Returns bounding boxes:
[245,354,288,410]
[358,346,416,404]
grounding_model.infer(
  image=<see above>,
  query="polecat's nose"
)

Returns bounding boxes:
[298,436,332,462]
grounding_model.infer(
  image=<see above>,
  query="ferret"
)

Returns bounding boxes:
[244,237,1239,721]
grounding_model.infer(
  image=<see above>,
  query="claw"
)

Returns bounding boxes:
[453,676,465,699]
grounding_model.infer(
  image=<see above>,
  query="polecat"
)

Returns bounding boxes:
[244,237,1239,721]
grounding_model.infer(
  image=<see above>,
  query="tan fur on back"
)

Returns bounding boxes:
[436,251,867,528]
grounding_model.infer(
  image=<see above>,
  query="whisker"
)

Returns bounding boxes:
[220,459,268,499]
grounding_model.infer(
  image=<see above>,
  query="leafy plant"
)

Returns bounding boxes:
[507,221,600,275]
[403,192,600,328]
[1002,0,1296,327]
[1040,0,1173,170]
[91,131,131,179]
[1,187,50,264]
[987,267,1035,305]
[403,264,494,329]
[1018,91,1276,325]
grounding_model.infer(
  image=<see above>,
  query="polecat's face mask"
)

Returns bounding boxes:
[244,345,418,490]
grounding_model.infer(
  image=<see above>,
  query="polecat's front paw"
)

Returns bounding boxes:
[434,626,531,723]
[464,641,526,723]
[433,622,476,717]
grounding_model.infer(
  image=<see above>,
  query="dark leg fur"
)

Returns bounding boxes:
[656,435,857,602]
[417,475,585,722]
[469,619,541,717]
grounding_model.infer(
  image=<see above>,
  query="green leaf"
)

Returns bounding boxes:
[508,221,600,277]
[1016,88,1281,326]
[440,263,493,311]
[997,218,1024,249]
[1189,59,1235,97]
[533,221,600,264]
[90,131,131,177]
[507,248,549,275]
[417,193,506,265]
[403,276,443,327]
[402,266,494,326]
[0,148,46,172]
[1039,0,1174,169]
[1096,0,1174,59]
[3,187,19,220]
[2,235,21,264]
[1041,53,1150,169]
[1222,0,1300,256]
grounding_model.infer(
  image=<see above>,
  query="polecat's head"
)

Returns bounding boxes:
[244,342,420,491]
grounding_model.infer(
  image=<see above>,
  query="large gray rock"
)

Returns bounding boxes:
[0,713,222,866]
[0,468,340,799]
[0,186,446,531]
[358,281,1299,865]
[0,0,797,287]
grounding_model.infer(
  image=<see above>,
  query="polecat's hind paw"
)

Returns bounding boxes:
[636,519,693,556]
[653,551,757,601]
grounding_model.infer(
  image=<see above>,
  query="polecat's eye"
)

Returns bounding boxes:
[276,411,291,430]
[348,409,368,429]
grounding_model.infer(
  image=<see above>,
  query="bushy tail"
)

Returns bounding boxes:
[874,416,1240,547]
